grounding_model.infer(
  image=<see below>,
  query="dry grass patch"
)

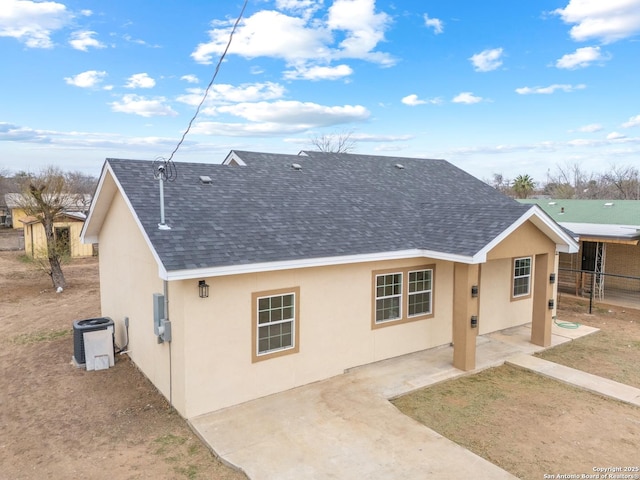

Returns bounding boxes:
[392,364,640,480]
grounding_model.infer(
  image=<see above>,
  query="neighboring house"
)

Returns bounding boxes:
[519,199,640,299]
[81,151,577,419]
[21,212,95,258]
[4,193,91,230]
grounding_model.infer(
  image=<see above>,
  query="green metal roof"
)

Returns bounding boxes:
[518,199,640,226]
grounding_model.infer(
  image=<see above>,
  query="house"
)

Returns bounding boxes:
[81,151,577,418]
[4,192,91,229]
[519,199,640,301]
[21,211,95,258]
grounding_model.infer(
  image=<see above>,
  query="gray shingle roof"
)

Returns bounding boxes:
[106,151,531,272]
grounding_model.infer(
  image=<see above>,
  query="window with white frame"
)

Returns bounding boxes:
[375,272,403,323]
[513,257,532,298]
[257,292,295,355]
[408,269,433,317]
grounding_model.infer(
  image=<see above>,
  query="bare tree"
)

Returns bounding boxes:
[542,162,640,200]
[308,130,356,153]
[17,167,84,290]
[601,164,639,199]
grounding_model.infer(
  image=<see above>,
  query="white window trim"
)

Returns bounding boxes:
[375,272,403,324]
[407,268,433,317]
[513,256,532,298]
[256,292,296,357]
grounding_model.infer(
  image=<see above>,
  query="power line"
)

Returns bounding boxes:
[165,0,248,163]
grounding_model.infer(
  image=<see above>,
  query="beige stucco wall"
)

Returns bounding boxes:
[97,187,182,409]
[479,220,557,334]
[176,259,455,417]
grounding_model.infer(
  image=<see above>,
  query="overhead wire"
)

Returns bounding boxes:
[164,0,249,164]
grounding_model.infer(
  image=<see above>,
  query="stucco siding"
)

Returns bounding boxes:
[179,258,454,417]
[479,258,532,334]
[98,190,177,408]
[480,220,556,335]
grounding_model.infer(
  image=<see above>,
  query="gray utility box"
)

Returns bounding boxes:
[73,317,114,365]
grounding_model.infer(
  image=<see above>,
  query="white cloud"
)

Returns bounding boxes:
[452,92,483,104]
[192,0,394,75]
[125,73,156,89]
[515,83,586,94]
[176,82,285,107]
[327,0,393,64]
[555,46,607,69]
[401,94,426,106]
[215,100,370,126]
[181,74,199,84]
[110,94,177,117]
[284,64,353,80]
[607,131,626,140]
[424,14,443,34]
[577,123,603,132]
[69,30,105,51]
[469,48,504,72]
[64,70,107,88]
[622,114,640,127]
[553,0,640,43]
[0,0,71,48]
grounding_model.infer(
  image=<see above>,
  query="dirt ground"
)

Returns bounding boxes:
[393,297,640,480]
[2,248,640,480]
[0,251,246,480]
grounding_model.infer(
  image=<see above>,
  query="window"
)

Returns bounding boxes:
[252,287,300,362]
[408,269,432,317]
[375,273,403,323]
[372,265,435,328]
[513,257,532,298]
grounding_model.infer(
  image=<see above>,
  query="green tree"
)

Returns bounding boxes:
[512,174,535,199]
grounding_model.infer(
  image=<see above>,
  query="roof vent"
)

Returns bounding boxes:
[604,202,614,207]
[291,163,302,171]
[548,201,556,205]
[394,163,405,170]
[199,175,212,184]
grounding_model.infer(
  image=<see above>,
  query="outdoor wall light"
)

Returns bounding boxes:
[198,280,209,298]
[471,285,479,298]
[549,273,556,284]
[548,299,555,310]
[470,315,478,328]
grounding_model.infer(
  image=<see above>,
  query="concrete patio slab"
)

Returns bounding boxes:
[189,323,597,479]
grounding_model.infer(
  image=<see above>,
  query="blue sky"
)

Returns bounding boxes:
[1,0,639,184]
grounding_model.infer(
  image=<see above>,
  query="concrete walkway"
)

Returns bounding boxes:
[190,323,600,479]
[507,354,640,407]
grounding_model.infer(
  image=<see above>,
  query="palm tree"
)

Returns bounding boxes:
[512,174,535,199]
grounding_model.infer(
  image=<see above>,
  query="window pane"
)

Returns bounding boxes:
[258,298,270,311]
[256,292,296,355]
[258,310,270,324]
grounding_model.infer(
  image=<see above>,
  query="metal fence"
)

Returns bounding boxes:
[558,268,640,313]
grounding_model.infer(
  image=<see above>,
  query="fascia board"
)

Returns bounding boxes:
[80,162,169,279]
[472,205,579,262]
[80,162,113,243]
[165,249,476,281]
[221,151,246,166]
